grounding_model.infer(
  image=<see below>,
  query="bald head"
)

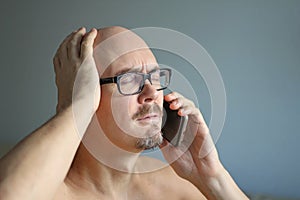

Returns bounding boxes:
[93,26,132,47]
[92,26,157,77]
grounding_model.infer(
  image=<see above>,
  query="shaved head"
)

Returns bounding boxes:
[92,26,157,77]
[93,26,134,47]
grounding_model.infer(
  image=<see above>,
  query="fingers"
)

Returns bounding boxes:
[80,28,98,59]
[54,27,85,70]
[164,92,206,124]
[164,92,194,115]
[163,92,218,161]
[67,27,86,60]
[55,27,83,59]
[54,27,97,63]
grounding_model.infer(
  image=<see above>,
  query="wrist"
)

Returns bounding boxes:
[203,167,228,195]
[57,89,99,114]
[195,167,249,200]
[54,100,95,138]
[193,164,226,194]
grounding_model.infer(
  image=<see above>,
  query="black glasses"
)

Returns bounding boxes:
[100,68,171,96]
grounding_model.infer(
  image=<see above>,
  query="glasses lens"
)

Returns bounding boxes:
[119,73,143,95]
[151,69,170,89]
[118,69,171,95]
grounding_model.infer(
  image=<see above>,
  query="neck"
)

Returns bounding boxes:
[67,145,134,198]
[66,115,141,197]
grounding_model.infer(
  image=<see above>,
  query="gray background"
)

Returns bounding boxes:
[0,0,299,198]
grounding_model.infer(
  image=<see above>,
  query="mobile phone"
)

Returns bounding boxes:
[162,100,188,146]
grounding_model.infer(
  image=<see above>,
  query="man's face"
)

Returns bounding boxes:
[96,49,164,152]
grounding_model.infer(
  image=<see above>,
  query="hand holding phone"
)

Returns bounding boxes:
[162,101,188,146]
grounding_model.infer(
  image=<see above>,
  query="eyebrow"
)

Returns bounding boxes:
[115,66,142,76]
[115,65,159,76]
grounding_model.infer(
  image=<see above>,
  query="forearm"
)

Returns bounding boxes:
[196,167,249,200]
[0,101,93,200]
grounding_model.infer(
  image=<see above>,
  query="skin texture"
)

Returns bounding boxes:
[0,26,249,200]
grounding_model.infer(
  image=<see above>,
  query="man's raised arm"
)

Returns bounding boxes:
[0,27,99,200]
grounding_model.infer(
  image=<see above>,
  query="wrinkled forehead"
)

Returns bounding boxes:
[93,27,158,77]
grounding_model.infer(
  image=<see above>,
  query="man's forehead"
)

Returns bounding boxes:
[116,64,159,75]
[102,61,159,78]
[93,26,158,77]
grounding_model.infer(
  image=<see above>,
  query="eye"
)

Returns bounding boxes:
[120,73,143,85]
[120,74,134,84]
[151,70,161,81]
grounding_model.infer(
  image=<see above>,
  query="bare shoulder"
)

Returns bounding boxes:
[135,156,207,200]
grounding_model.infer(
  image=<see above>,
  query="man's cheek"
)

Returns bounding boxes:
[110,95,136,135]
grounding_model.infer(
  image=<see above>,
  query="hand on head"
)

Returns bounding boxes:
[54,27,100,113]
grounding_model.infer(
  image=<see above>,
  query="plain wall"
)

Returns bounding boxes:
[0,0,299,198]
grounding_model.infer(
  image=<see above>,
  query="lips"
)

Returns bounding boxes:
[136,113,162,126]
[137,113,161,123]
[132,103,163,126]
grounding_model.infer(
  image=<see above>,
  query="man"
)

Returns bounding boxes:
[0,26,249,199]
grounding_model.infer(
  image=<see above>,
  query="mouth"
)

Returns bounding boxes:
[137,113,161,123]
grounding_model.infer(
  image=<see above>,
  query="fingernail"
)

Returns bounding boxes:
[173,101,180,107]
[79,27,87,31]
[90,28,97,33]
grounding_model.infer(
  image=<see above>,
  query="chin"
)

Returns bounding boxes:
[136,132,163,150]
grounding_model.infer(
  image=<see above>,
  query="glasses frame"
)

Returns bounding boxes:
[100,68,172,96]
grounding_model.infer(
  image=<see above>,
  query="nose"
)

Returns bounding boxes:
[137,80,159,104]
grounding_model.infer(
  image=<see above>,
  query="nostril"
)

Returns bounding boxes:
[144,97,154,103]
[138,84,159,104]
